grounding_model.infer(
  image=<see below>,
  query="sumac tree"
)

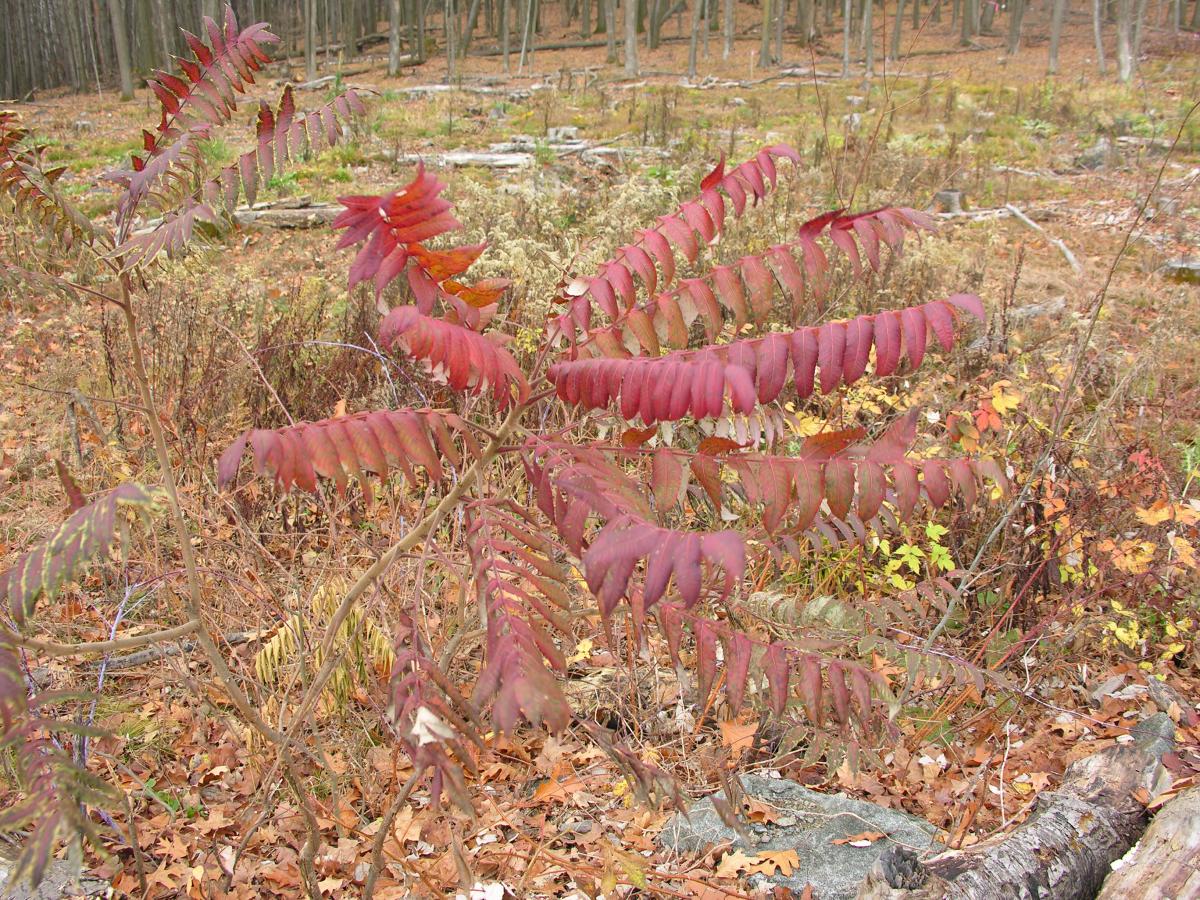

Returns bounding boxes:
[0,4,1002,888]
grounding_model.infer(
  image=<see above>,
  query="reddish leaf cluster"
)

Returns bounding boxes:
[137,7,277,168]
[466,501,573,735]
[573,205,938,356]
[216,408,475,498]
[388,612,481,812]
[717,415,1008,540]
[584,517,745,617]
[657,603,881,728]
[0,640,78,888]
[548,295,983,423]
[554,145,801,343]
[379,307,529,408]
[118,86,366,266]
[0,112,97,248]
[524,444,744,620]
[335,166,510,317]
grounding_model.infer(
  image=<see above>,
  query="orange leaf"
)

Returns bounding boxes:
[621,425,659,447]
[719,719,758,754]
[408,241,486,280]
[445,277,512,307]
[801,427,866,458]
[716,848,800,878]
[698,436,744,456]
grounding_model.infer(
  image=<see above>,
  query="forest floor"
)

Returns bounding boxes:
[2,9,1200,899]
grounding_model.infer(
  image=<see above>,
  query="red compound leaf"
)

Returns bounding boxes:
[216,408,472,498]
[335,164,464,299]
[547,297,983,423]
[0,484,159,625]
[379,306,529,408]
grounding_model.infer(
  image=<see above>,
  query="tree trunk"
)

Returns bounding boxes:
[1096,786,1200,899]
[107,0,134,99]
[759,0,773,64]
[1094,0,1108,71]
[688,0,703,75]
[1048,0,1066,72]
[859,714,1175,900]
[1115,0,1133,81]
[1191,0,1200,30]
[842,0,851,74]
[604,0,617,60]
[980,0,996,31]
[344,0,361,60]
[501,0,511,69]
[722,0,734,56]
[1006,0,1025,51]
[305,0,318,79]
[891,0,905,57]
[388,0,404,72]
[863,0,874,73]
[960,0,974,42]
[1132,0,1148,58]
[774,0,784,64]
[152,0,175,67]
[461,0,483,51]
[624,0,638,73]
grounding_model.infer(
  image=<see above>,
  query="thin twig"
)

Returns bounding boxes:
[362,767,424,899]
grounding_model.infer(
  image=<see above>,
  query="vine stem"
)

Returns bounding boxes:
[362,766,424,899]
[5,619,198,657]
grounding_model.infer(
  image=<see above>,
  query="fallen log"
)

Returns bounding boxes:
[1096,784,1200,899]
[231,203,339,228]
[857,713,1175,900]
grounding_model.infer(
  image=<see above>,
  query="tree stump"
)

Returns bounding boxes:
[933,190,964,215]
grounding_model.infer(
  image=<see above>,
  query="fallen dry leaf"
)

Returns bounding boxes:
[719,719,758,754]
[832,830,886,847]
[716,848,800,878]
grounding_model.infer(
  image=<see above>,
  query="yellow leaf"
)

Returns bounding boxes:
[990,380,1023,417]
[567,637,594,664]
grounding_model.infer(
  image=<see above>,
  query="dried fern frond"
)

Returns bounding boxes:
[254,579,394,707]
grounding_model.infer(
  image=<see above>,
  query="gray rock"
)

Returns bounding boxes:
[0,858,108,899]
[659,774,938,900]
[1076,137,1114,170]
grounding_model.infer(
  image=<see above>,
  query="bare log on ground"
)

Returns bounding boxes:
[857,713,1175,900]
[231,204,340,228]
[1096,784,1200,900]
[1004,203,1083,275]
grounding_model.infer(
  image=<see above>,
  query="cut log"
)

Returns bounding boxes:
[857,713,1176,900]
[1096,784,1200,900]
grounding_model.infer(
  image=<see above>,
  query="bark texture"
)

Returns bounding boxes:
[857,713,1175,900]
[1096,784,1200,900]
